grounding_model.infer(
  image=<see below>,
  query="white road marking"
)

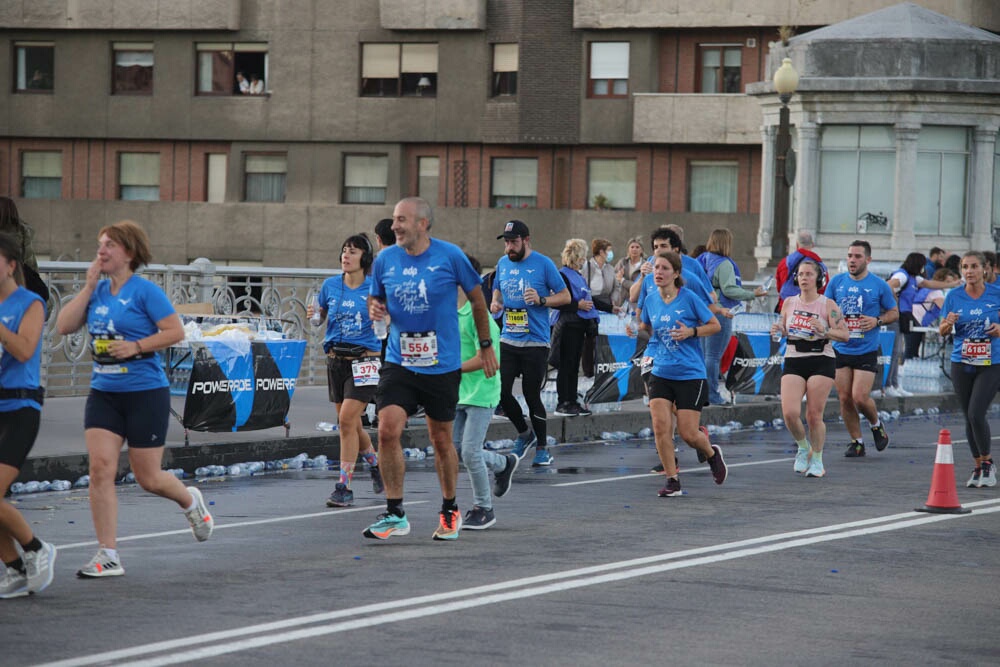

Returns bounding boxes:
[53,502,428,551]
[35,499,1000,667]
[551,457,793,487]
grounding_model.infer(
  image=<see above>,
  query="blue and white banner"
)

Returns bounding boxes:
[585,333,646,404]
[725,331,895,396]
[182,340,306,432]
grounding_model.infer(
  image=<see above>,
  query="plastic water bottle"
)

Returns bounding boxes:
[546,435,558,447]
[310,297,323,326]
[373,317,388,340]
[10,482,26,494]
[73,475,90,488]
[50,480,71,491]
[315,421,336,432]
[730,302,745,316]
[227,464,245,476]
[637,427,653,438]
[38,481,52,492]
[762,276,775,292]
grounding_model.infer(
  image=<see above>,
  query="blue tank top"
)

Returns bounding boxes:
[0,287,44,412]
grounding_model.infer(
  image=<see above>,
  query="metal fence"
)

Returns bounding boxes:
[39,259,340,397]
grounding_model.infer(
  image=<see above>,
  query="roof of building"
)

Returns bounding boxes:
[789,2,1000,44]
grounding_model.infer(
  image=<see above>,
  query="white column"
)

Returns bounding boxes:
[969,125,998,250]
[892,122,921,257]
[755,124,777,270]
[792,121,819,245]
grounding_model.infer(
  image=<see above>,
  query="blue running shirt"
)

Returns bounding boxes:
[826,272,896,356]
[0,287,44,412]
[319,274,380,352]
[494,252,565,346]
[370,238,482,374]
[641,287,714,381]
[87,275,175,391]
[943,287,1000,365]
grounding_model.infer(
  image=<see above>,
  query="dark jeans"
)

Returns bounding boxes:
[557,323,587,406]
[499,343,549,447]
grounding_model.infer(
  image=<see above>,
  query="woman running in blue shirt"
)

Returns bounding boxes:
[57,221,213,578]
[0,233,56,598]
[940,251,1000,488]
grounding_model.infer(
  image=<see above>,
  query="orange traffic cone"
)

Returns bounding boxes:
[915,429,971,514]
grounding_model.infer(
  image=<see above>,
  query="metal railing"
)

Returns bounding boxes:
[39,259,340,397]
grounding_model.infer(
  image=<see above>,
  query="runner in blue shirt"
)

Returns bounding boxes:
[0,233,56,598]
[365,198,498,542]
[940,251,1000,487]
[308,233,383,509]
[56,221,213,579]
[639,251,728,498]
[824,240,898,458]
[490,220,569,466]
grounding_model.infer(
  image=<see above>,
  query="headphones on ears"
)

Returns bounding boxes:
[345,234,374,272]
[792,259,826,290]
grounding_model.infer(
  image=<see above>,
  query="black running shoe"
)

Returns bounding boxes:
[844,441,866,458]
[871,423,889,451]
[651,462,665,473]
[369,464,384,495]
[708,445,728,485]
[493,454,519,498]
[658,477,682,497]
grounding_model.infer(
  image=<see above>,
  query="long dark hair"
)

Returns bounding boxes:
[0,232,25,286]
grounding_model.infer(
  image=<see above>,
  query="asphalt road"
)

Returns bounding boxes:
[6,412,998,667]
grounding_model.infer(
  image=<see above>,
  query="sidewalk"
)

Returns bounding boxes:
[19,385,966,483]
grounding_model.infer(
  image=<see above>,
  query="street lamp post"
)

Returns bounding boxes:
[771,57,799,263]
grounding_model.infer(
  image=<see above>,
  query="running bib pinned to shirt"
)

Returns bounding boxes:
[844,315,864,339]
[400,331,438,367]
[788,310,819,340]
[351,358,381,386]
[504,308,529,335]
[961,337,991,366]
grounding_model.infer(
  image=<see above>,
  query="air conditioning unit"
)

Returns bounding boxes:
[746,38,757,48]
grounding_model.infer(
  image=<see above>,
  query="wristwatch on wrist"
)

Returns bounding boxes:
[876,317,883,327]
[539,296,547,306]
[479,338,493,349]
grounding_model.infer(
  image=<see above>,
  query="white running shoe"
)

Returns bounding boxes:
[806,458,826,478]
[184,486,214,542]
[981,460,997,487]
[884,386,903,398]
[794,448,810,474]
[0,566,28,598]
[77,548,124,578]
[23,540,56,593]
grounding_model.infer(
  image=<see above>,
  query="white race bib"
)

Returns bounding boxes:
[351,358,381,386]
[400,331,438,367]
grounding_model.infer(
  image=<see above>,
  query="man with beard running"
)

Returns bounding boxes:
[490,221,570,466]
[825,240,898,458]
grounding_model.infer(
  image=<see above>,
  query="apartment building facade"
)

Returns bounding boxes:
[1,0,997,271]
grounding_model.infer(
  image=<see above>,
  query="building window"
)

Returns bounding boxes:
[343,155,388,204]
[196,43,269,95]
[915,127,968,236]
[21,151,62,199]
[119,152,160,201]
[588,159,636,210]
[819,126,895,233]
[112,43,154,95]
[689,161,738,212]
[588,42,629,98]
[14,42,54,93]
[244,154,286,202]
[418,157,440,208]
[492,43,518,97]
[361,43,437,97]
[699,45,742,93]
[491,158,537,208]
[206,154,227,203]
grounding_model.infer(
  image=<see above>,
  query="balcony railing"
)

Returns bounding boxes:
[38,259,338,397]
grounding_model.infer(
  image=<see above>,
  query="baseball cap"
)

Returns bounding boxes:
[497,220,530,240]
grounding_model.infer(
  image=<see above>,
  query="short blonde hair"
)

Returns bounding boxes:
[705,228,733,258]
[98,220,152,271]
[561,238,587,270]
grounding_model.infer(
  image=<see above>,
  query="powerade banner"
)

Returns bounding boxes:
[182,340,306,432]
[585,334,646,404]
[725,332,895,396]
